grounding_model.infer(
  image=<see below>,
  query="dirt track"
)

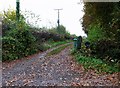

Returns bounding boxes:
[2,44,119,86]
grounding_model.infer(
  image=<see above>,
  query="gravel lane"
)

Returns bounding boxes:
[2,44,119,86]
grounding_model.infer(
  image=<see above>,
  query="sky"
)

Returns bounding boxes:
[0,0,87,36]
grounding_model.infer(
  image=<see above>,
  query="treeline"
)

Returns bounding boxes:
[82,2,120,63]
[2,9,74,61]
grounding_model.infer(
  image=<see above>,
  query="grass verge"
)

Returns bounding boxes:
[71,49,119,74]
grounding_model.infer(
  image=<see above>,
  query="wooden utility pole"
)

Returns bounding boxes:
[54,9,63,28]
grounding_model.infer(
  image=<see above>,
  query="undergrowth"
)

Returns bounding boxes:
[71,49,119,74]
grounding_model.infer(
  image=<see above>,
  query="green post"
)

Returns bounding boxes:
[76,36,82,49]
[16,0,20,21]
[73,38,77,49]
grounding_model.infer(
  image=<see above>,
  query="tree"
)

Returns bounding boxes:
[82,2,120,63]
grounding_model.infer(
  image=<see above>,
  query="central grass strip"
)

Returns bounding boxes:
[49,40,71,47]
[47,44,70,56]
[39,40,72,51]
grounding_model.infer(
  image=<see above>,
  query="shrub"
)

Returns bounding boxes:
[2,9,27,36]
[2,9,38,61]
[105,48,120,63]
[2,36,21,61]
[87,23,106,42]
[91,39,120,63]
[2,29,37,61]
[32,30,65,42]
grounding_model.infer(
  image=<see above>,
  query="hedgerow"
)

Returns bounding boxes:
[2,9,73,61]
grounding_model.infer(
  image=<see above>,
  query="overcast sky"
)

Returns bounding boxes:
[0,0,87,36]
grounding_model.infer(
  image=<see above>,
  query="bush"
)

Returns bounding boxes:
[2,36,21,61]
[105,49,120,63]
[2,29,37,61]
[2,9,27,36]
[90,39,120,63]
[32,30,65,42]
[2,9,39,61]
[87,23,106,42]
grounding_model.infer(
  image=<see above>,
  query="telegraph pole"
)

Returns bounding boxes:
[16,0,20,21]
[54,9,63,29]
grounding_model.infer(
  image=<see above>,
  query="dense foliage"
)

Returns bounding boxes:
[82,2,120,63]
[2,9,37,61]
[2,9,73,61]
[31,25,71,42]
